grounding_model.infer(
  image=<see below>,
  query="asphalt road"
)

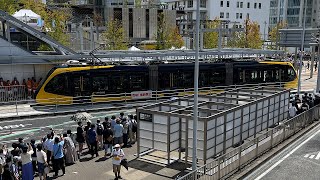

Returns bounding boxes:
[244,123,320,180]
[0,109,136,145]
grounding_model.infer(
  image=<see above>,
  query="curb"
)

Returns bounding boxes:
[0,104,140,122]
[231,120,320,179]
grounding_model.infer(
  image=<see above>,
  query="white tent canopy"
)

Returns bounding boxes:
[13,9,41,22]
[128,46,140,51]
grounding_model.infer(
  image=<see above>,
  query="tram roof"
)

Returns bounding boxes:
[0,48,284,63]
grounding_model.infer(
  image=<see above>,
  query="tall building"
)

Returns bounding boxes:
[163,0,270,38]
[269,0,317,28]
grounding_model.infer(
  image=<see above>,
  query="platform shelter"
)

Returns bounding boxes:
[136,86,290,165]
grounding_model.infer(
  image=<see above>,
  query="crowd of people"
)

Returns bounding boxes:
[289,92,320,118]
[0,112,137,180]
[0,77,42,101]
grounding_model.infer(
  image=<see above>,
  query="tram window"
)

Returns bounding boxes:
[128,74,147,90]
[201,69,226,86]
[45,73,70,96]
[109,74,127,92]
[92,76,108,93]
[287,67,296,81]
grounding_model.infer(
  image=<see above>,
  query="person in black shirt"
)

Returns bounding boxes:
[76,122,85,156]
[18,138,25,150]
[30,139,37,175]
[84,121,92,150]
[103,124,113,157]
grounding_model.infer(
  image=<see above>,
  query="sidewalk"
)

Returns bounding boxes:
[53,144,185,180]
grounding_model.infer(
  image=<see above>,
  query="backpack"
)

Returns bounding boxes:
[96,124,103,135]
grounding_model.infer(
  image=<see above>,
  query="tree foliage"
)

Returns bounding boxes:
[156,13,184,50]
[0,0,18,14]
[269,21,287,49]
[0,0,71,48]
[203,18,220,49]
[227,19,262,49]
[101,19,128,50]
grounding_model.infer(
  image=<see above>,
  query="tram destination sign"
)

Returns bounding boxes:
[139,112,152,122]
[131,90,152,100]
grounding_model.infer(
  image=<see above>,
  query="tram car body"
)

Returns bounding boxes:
[35,61,297,104]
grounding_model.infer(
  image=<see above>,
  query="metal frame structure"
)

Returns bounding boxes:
[136,85,289,166]
[178,101,320,180]
[0,48,285,62]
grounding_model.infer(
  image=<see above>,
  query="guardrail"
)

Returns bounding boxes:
[0,82,286,117]
[178,104,319,180]
[0,85,27,102]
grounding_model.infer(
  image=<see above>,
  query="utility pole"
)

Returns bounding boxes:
[297,0,307,95]
[192,0,200,171]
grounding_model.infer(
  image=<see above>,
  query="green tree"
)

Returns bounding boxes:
[0,0,71,48]
[269,21,287,49]
[156,13,184,50]
[203,18,220,49]
[0,0,18,14]
[227,19,262,49]
[101,19,128,50]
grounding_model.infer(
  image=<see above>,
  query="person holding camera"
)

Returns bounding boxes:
[52,136,65,177]
[21,143,34,180]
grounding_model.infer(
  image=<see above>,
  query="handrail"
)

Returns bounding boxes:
[178,104,319,180]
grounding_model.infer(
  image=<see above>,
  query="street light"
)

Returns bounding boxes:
[192,0,200,171]
[297,0,307,95]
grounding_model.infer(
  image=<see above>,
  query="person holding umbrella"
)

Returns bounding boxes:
[111,144,125,180]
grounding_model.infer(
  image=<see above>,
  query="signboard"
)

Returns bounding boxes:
[131,90,152,100]
[279,28,319,47]
[139,112,152,122]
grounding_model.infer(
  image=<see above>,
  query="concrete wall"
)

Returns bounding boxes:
[163,9,176,28]
[133,8,146,38]
[149,9,158,40]
[0,64,54,83]
[122,8,130,38]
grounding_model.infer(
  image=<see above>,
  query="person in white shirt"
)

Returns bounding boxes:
[36,144,47,180]
[21,143,34,180]
[111,144,125,180]
[289,103,297,118]
[43,134,53,165]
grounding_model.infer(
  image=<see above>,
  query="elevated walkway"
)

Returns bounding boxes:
[0,9,76,56]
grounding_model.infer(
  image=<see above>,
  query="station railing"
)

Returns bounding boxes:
[0,82,288,117]
[177,104,319,180]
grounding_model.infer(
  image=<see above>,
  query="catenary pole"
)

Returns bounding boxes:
[298,0,306,95]
[192,0,200,171]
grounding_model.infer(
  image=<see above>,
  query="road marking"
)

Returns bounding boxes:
[255,128,320,180]
[315,152,320,160]
[309,155,315,159]
[0,110,136,141]
[304,154,310,158]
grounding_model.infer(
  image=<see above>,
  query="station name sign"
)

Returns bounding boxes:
[139,112,152,122]
[131,90,152,100]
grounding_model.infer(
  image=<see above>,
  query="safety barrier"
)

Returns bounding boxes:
[0,82,286,117]
[178,104,320,180]
[0,85,27,102]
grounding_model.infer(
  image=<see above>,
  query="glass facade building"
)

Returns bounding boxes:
[269,0,316,28]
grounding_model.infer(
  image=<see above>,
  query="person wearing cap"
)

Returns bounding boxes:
[111,144,125,180]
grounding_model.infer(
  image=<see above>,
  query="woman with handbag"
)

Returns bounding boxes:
[36,144,47,180]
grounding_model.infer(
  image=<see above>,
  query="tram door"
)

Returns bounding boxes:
[73,72,92,102]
